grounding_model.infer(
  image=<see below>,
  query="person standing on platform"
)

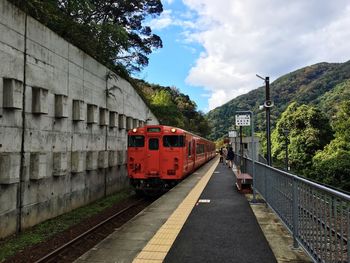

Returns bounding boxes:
[222,147,228,165]
[219,148,224,163]
[227,147,235,168]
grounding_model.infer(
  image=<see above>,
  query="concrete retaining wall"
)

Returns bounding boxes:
[0,0,158,238]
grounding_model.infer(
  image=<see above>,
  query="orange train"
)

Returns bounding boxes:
[127,125,216,194]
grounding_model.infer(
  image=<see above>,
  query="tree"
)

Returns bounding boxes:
[150,90,185,127]
[312,101,350,191]
[9,0,163,74]
[271,102,333,173]
[133,80,212,138]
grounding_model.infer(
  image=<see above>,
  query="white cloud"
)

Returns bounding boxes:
[147,10,173,30]
[147,9,196,31]
[181,0,350,110]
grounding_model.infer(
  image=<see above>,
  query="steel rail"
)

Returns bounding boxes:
[34,198,145,263]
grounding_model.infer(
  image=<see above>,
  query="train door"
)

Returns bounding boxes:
[146,136,160,175]
[185,138,194,173]
[205,144,208,161]
[190,139,196,171]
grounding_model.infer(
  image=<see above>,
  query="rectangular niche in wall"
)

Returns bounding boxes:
[133,118,138,128]
[118,114,126,129]
[32,87,48,114]
[0,153,20,184]
[30,152,47,180]
[3,78,23,109]
[53,152,67,176]
[117,150,125,166]
[72,100,85,121]
[55,94,68,118]
[99,108,109,126]
[126,117,133,130]
[108,150,117,167]
[86,151,98,170]
[98,151,108,168]
[87,104,98,124]
[71,151,85,173]
[109,111,118,128]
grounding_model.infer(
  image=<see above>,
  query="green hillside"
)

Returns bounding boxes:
[207,60,350,140]
[133,79,211,138]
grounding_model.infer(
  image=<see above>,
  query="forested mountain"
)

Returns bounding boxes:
[207,60,350,140]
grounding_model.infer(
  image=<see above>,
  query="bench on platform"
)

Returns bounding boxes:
[234,172,253,193]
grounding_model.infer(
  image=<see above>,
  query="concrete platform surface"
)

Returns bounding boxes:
[247,194,313,263]
[164,161,278,263]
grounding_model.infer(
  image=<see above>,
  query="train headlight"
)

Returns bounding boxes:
[132,128,137,132]
[171,128,176,133]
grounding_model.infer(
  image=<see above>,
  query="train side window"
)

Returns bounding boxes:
[149,138,159,150]
[128,135,144,147]
[163,135,185,147]
[188,142,191,156]
[196,144,204,154]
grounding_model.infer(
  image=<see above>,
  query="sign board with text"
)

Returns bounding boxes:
[235,114,250,126]
[228,130,237,138]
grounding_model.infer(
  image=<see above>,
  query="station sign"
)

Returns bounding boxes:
[228,130,237,138]
[235,114,250,126]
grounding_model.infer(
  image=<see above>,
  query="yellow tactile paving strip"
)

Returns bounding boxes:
[133,159,219,263]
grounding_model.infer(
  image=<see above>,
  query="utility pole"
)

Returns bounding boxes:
[256,75,273,166]
[265,77,272,166]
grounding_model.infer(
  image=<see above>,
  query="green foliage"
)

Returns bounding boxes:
[318,79,350,120]
[312,139,350,191]
[271,103,333,173]
[9,0,163,74]
[311,101,350,191]
[134,80,212,138]
[150,90,185,127]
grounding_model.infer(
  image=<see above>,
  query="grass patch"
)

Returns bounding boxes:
[0,188,133,261]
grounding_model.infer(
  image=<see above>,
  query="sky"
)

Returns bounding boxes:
[136,0,350,112]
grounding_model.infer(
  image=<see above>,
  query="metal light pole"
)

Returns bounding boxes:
[256,74,272,166]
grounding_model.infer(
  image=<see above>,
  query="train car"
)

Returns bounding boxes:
[127,125,216,194]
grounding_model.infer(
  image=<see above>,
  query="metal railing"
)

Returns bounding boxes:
[243,158,350,263]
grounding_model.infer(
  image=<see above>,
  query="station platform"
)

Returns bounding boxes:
[75,158,308,263]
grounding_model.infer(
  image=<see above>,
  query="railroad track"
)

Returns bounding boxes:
[31,198,151,263]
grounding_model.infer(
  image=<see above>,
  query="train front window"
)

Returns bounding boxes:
[163,136,185,147]
[128,135,144,147]
[147,127,161,132]
[149,138,159,150]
